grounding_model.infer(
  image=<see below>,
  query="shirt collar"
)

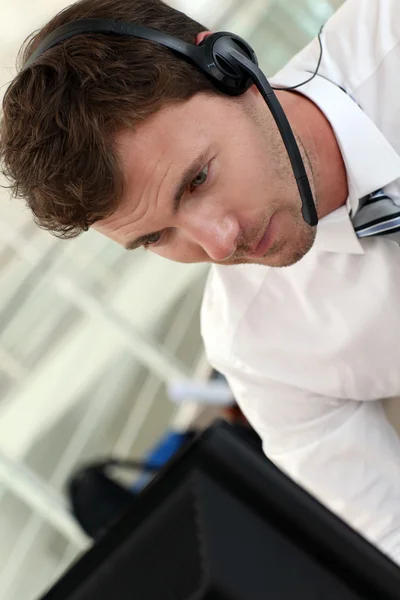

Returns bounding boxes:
[312,205,364,254]
[270,68,400,254]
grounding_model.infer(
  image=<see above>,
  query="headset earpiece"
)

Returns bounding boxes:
[198,32,258,96]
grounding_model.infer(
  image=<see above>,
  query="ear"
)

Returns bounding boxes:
[195,31,213,45]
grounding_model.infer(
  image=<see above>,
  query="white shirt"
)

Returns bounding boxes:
[201,0,400,565]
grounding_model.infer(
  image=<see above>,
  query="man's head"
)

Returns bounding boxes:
[0,0,318,268]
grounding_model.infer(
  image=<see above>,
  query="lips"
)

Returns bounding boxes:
[246,218,274,259]
[251,227,269,253]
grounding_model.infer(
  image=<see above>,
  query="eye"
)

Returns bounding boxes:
[143,231,163,247]
[190,165,209,192]
[143,163,210,249]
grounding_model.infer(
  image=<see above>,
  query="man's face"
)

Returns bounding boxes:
[94,90,316,268]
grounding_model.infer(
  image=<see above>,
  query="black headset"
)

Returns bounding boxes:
[24,18,319,227]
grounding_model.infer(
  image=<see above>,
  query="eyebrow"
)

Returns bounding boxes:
[125,149,209,251]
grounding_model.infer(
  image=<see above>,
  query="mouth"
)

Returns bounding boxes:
[245,217,275,259]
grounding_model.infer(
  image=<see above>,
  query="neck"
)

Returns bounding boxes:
[275,90,348,219]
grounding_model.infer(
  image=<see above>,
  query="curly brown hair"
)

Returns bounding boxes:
[0,0,219,238]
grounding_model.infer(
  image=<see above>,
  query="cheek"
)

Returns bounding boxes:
[222,151,272,214]
[230,127,272,179]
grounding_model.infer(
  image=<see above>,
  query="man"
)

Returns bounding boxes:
[2,0,400,564]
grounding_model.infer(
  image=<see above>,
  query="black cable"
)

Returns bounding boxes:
[272,25,324,91]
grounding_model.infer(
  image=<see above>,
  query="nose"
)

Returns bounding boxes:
[182,212,241,262]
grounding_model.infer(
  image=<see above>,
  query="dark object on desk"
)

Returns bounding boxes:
[40,420,400,600]
[67,430,198,540]
[68,424,261,540]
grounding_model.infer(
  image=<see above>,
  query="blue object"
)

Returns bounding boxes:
[131,430,194,493]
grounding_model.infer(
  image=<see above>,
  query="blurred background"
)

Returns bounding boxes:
[0,1,344,599]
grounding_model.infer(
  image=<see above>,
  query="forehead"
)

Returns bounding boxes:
[117,100,206,178]
[117,93,230,170]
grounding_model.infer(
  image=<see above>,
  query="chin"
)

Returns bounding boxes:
[241,227,316,268]
[264,230,316,267]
